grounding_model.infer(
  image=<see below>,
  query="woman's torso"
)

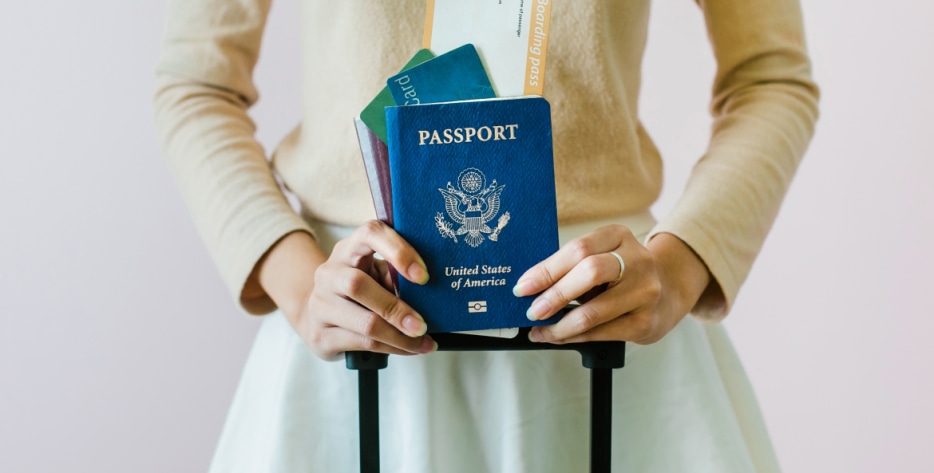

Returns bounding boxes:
[272,0,662,227]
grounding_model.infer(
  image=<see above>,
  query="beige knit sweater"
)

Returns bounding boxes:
[153,0,818,319]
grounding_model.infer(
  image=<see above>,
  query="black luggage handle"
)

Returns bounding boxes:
[346,326,625,473]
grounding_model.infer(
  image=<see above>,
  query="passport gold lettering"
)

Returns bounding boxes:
[444,264,513,276]
[482,264,512,274]
[418,124,519,146]
[477,127,492,141]
[418,130,431,144]
[446,264,513,291]
[462,277,507,288]
[446,265,480,276]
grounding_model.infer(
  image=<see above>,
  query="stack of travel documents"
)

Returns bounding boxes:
[354,0,559,337]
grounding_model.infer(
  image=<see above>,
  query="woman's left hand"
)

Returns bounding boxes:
[513,225,711,345]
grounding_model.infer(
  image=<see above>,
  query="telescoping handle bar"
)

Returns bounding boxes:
[346,326,626,473]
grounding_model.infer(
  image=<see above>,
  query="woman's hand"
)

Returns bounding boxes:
[513,226,711,345]
[257,221,436,360]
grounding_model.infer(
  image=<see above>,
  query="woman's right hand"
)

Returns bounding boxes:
[257,220,436,360]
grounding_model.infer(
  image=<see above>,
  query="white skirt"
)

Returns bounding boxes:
[209,213,780,473]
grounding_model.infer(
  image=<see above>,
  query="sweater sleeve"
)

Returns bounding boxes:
[153,0,314,315]
[646,0,820,321]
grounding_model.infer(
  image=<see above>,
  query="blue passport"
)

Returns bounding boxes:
[386,44,496,106]
[385,97,559,333]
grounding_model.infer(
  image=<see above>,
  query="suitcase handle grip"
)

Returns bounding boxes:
[345,327,625,371]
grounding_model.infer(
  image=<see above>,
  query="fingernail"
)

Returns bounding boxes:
[403,315,428,337]
[526,299,551,321]
[512,279,534,297]
[528,329,544,343]
[407,262,429,285]
[420,338,438,354]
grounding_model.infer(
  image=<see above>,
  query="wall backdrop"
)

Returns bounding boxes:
[1,1,932,471]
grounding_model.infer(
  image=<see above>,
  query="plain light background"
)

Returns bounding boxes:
[1,0,931,471]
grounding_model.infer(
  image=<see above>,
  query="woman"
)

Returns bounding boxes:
[154,0,818,471]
